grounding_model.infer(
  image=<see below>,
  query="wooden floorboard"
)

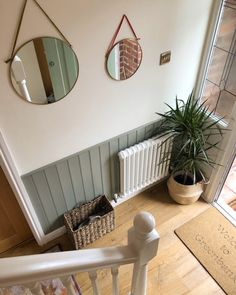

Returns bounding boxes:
[0,182,225,294]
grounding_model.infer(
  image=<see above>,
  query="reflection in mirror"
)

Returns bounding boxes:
[10,37,79,104]
[106,38,142,81]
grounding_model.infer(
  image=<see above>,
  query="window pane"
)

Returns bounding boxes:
[206,47,228,85]
[225,53,236,95]
[201,1,236,123]
[215,90,236,118]
[216,6,236,51]
[202,80,220,112]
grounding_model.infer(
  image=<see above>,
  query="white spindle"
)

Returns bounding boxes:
[0,213,159,295]
[111,267,119,295]
[89,271,100,295]
[11,55,32,102]
[18,80,32,101]
[61,276,77,295]
[128,211,159,295]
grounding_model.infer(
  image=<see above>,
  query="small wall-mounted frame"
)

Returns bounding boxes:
[160,51,171,65]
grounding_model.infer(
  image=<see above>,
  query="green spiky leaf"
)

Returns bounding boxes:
[154,91,227,184]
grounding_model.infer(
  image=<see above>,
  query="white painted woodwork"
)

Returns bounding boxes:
[89,271,100,295]
[0,212,159,295]
[129,212,159,295]
[111,267,119,295]
[61,276,78,295]
[18,80,32,102]
[11,56,32,102]
[205,103,236,203]
[0,246,136,287]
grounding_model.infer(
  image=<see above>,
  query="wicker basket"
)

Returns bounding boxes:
[64,195,115,249]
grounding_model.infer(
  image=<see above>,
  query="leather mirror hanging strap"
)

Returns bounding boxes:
[5,0,71,63]
[5,0,28,63]
[106,14,140,57]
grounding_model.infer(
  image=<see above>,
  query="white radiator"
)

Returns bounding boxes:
[118,134,173,199]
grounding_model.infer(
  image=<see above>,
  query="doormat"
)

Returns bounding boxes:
[175,207,236,295]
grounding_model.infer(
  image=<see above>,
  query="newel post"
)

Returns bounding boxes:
[128,212,159,295]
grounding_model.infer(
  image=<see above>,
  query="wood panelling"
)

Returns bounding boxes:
[22,121,159,234]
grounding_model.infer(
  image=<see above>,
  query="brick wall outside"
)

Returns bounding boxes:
[119,39,142,80]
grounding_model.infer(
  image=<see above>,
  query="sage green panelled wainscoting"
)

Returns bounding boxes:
[22,121,159,234]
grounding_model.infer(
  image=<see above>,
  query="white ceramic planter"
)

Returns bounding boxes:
[167,174,204,205]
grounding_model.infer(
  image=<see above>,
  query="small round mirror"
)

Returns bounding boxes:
[10,37,79,104]
[106,38,142,81]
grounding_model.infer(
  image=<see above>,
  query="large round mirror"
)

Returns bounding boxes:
[106,38,142,81]
[10,37,79,104]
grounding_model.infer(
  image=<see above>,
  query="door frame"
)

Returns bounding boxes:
[204,103,236,203]
[211,113,236,226]
[195,0,224,99]
[194,0,236,203]
[0,131,65,245]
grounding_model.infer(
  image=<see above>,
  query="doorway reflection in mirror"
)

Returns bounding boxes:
[10,37,79,105]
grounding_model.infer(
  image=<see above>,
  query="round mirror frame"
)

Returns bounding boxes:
[106,38,143,81]
[10,36,79,105]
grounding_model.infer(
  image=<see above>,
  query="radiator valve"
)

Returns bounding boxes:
[113,193,120,203]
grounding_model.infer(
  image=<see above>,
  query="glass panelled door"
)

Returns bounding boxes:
[199,0,236,221]
[216,150,236,222]
[201,0,236,122]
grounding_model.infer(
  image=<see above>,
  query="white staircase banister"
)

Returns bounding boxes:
[0,246,137,287]
[129,211,160,295]
[0,211,159,295]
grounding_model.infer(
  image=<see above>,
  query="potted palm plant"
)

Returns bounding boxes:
[155,92,224,204]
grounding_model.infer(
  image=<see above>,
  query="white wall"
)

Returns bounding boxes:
[0,0,213,175]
